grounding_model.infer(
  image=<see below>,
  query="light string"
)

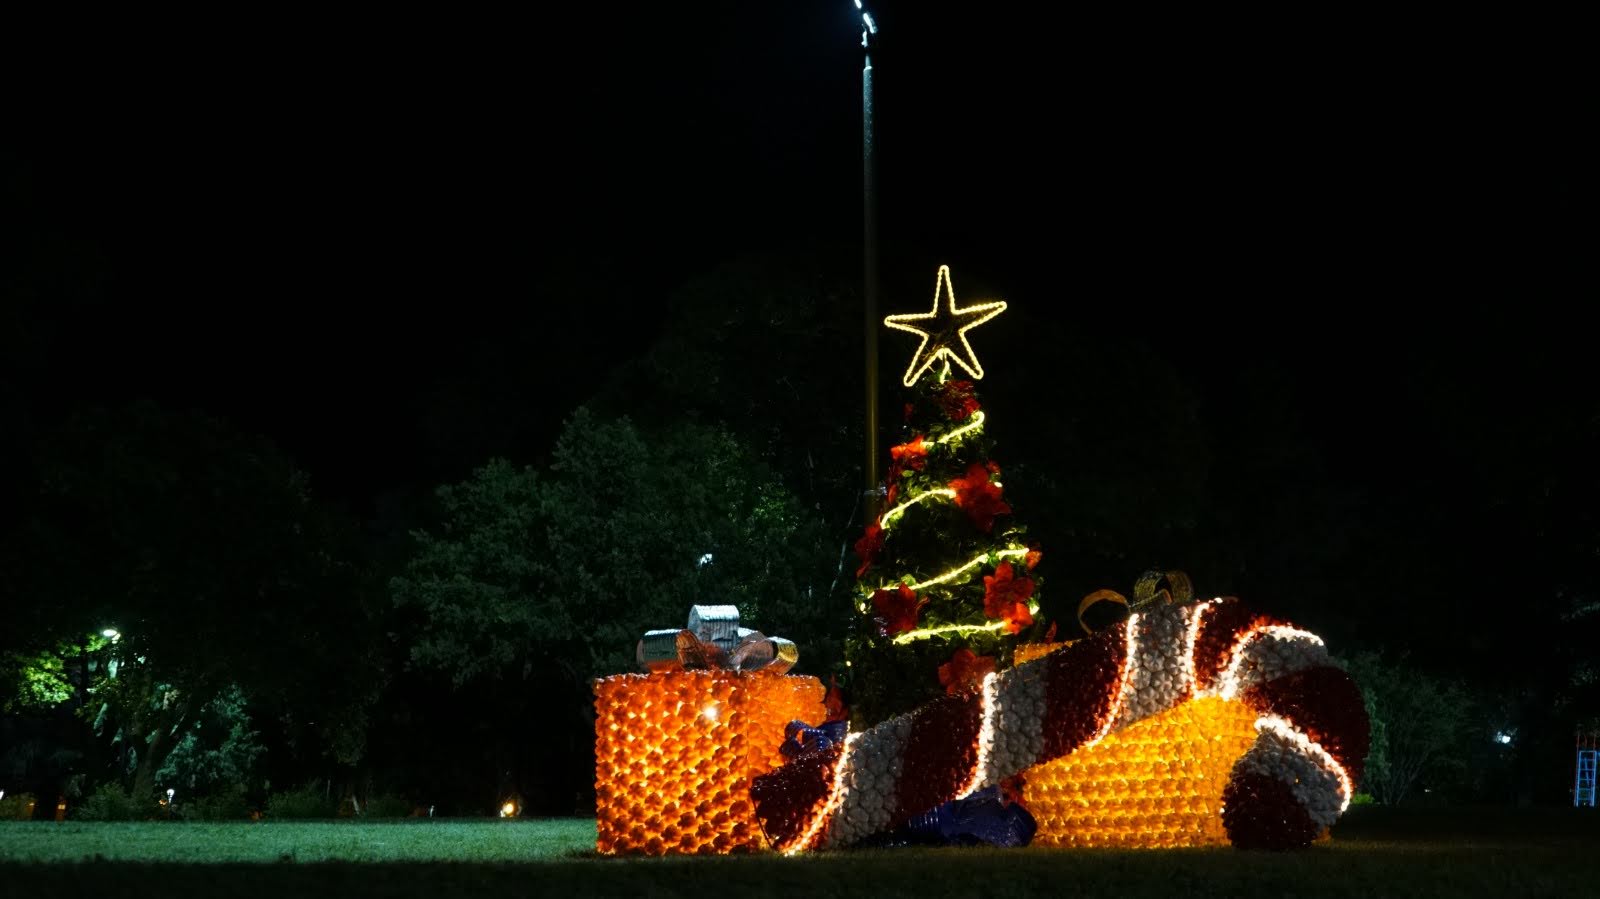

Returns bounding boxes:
[878,488,957,529]
[1254,715,1355,813]
[1079,614,1141,751]
[869,547,1028,598]
[1181,601,1216,700]
[1183,605,1351,814]
[956,672,1000,798]
[934,409,985,445]
[1215,625,1325,700]
[779,732,861,855]
[891,620,1010,645]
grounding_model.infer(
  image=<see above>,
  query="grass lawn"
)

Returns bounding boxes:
[0,818,597,864]
[2,808,1597,898]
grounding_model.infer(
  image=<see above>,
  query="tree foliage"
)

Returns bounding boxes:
[7,402,382,797]
[1345,653,1475,805]
[155,686,265,798]
[393,408,838,688]
[389,410,838,811]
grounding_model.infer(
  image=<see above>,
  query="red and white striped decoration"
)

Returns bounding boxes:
[751,597,1368,852]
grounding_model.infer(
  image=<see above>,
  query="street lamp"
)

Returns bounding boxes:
[857,2,881,524]
[857,1,879,46]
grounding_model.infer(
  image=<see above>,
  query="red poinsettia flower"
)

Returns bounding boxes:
[853,521,885,578]
[886,435,929,484]
[871,583,926,637]
[884,481,899,508]
[983,561,1035,633]
[937,380,981,422]
[938,647,996,695]
[950,462,1011,533]
[1025,545,1043,571]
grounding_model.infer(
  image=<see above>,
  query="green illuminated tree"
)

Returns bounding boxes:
[1344,653,1473,804]
[845,367,1047,726]
[155,686,264,798]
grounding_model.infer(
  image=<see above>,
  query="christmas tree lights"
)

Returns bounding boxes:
[890,619,1013,645]
[935,409,986,444]
[878,488,958,529]
[885,546,1028,594]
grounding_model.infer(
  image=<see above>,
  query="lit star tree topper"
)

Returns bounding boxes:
[883,265,1008,387]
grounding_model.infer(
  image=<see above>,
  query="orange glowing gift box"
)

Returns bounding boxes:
[593,606,826,855]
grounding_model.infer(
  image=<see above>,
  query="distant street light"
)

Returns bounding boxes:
[857,1,881,525]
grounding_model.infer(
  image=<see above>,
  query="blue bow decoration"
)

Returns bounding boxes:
[780,719,849,759]
[859,786,1037,849]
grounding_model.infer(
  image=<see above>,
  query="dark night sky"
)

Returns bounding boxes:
[4,3,1587,509]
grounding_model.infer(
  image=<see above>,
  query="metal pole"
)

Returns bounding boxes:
[862,18,880,524]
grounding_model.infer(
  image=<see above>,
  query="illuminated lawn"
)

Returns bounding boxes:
[2,809,1597,898]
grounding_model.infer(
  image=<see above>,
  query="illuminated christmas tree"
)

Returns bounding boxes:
[846,266,1047,727]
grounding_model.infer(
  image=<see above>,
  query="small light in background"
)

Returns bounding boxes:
[697,553,714,567]
[499,800,518,818]
[701,702,722,723]
[1495,731,1513,745]
[101,628,120,642]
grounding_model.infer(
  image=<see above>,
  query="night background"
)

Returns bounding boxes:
[2,0,1593,847]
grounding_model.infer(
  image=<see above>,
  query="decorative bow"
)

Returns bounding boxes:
[898,785,1038,848]
[635,605,799,675]
[780,719,849,759]
[1076,569,1195,636]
